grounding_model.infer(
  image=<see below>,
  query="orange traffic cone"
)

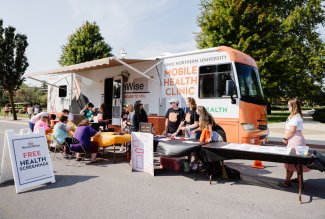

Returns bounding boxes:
[252,160,265,169]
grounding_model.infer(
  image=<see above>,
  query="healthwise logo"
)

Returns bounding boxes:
[123,78,149,93]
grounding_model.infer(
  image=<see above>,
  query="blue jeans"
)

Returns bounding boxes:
[29,122,35,132]
[185,126,200,139]
[211,131,219,142]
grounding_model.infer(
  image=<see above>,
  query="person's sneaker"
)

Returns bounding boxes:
[191,163,198,171]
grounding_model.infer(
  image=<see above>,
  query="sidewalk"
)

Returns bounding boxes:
[0,117,29,125]
[268,114,325,149]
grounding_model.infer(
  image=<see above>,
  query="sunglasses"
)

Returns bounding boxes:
[170,102,175,105]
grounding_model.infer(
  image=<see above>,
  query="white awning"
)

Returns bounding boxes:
[24,57,156,77]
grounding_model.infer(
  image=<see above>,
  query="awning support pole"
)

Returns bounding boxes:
[112,57,160,83]
[27,77,72,91]
[142,60,163,75]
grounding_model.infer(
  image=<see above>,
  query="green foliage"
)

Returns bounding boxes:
[0,83,47,108]
[15,84,47,107]
[0,19,29,120]
[196,0,325,105]
[0,87,9,105]
[312,108,325,123]
[59,21,113,66]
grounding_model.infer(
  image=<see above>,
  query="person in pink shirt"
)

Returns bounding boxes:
[34,113,53,134]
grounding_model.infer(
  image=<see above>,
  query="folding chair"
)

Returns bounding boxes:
[49,134,65,161]
[64,137,89,167]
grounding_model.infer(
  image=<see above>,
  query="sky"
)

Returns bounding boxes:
[0,0,324,86]
[0,0,201,85]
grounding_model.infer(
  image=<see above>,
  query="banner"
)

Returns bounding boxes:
[0,128,55,193]
[131,132,154,176]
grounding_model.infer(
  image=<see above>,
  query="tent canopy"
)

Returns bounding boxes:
[24,57,157,77]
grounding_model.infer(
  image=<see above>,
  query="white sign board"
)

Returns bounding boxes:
[131,132,154,176]
[0,128,55,193]
[0,132,14,183]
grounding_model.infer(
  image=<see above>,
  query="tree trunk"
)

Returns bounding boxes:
[267,102,272,115]
[8,90,17,120]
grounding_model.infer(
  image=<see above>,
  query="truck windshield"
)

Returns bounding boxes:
[235,62,265,104]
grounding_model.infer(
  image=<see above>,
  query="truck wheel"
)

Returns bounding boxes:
[217,129,226,142]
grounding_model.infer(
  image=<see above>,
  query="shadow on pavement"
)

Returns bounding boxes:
[207,171,325,203]
[154,161,325,203]
[19,175,98,193]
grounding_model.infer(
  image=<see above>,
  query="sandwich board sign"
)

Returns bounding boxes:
[131,132,154,176]
[0,128,55,193]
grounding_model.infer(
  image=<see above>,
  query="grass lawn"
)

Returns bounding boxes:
[267,110,290,123]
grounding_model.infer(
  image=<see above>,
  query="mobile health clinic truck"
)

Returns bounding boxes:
[26,46,268,144]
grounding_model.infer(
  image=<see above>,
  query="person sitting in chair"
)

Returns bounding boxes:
[34,112,53,134]
[54,116,72,145]
[97,103,110,130]
[73,119,101,162]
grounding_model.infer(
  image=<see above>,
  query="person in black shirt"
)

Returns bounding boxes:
[135,100,148,123]
[172,97,199,139]
[97,103,110,130]
[130,101,148,132]
[162,98,185,136]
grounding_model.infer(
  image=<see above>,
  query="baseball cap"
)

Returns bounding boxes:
[40,112,49,118]
[168,98,179,104]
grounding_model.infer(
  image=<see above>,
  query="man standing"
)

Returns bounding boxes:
[27,105,33,119]
[162,98,185,136]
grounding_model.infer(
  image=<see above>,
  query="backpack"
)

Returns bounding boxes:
[223,165,241,180]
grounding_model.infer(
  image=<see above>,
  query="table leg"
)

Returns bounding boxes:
[113,145,116,164]
[197,149,213,184]
[297,164,303,204]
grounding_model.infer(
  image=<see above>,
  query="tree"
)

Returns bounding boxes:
[0,86,9,107]
[0,19,29,120]
[196,0,325,105]
[59,21,113,66]
[15,83,47,107]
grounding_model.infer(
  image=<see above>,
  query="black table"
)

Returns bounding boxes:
[201,142,315,203]
[156,138,202,157]
[152,138,320,203]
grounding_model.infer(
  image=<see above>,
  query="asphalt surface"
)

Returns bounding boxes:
[0,118,324,219]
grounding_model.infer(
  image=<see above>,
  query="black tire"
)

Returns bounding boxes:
[217,129,226,142]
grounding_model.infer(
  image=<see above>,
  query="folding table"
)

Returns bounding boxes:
[93,132,131,163]
[201,142,315,203]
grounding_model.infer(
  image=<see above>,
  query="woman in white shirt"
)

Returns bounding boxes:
[282,98,309,187]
